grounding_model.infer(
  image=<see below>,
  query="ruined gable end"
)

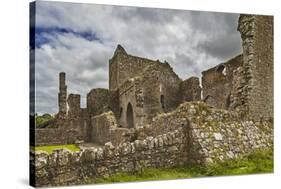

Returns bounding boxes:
[179,76,201,102]
[87,88,110,117]
[202,54,243,109]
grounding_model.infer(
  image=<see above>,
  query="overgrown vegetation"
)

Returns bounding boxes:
[34,144,80,154]
[91,149,273,184]
[35,113,54,128]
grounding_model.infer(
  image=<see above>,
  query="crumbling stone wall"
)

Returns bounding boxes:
[183,102,273,164]
[67,94,81,118]
[116,60,182,129]
[232,15,273,120]
[139,102,272,163]
[109,45,156,90]
[202,54,243,109]
[108,89,120,118]
[90,111,118,145]
[118,78,139,128]
[179,76,201,102]
[33,102,272,187]
[142,63,182,120]
[87,88,109,116]
[35,128,69,146]
[35,124,83,146]
[32,127,187,187]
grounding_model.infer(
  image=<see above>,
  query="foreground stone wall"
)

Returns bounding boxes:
[32,127,187,187]
[183,102,273,164]
[33,102,273,187]
[140,102,272,163]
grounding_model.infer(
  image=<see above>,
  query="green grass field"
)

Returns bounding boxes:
[34,144,80,154]
[90,149,273,184]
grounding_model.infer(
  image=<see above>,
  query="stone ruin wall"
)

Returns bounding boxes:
[36,87,90,146]
[231,15,273,120]
[109,45,156,90]
[116,61,184,129]
[32,102,273,187]
[118,78,140,128]
[142,64,182,120]
[32,127,188,187]
[89,111,128,146]
[87,88,110,116]
[35,117,87,146]
[138,102,272,164]
[179,76,201,102]
[202,54,243,109]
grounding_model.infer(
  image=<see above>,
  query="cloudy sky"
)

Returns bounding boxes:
[34,1,242,115]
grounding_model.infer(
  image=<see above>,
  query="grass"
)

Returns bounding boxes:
[90,149,273,184]
[34,144,80,154]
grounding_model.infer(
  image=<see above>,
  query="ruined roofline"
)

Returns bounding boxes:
[201,53,243,74]
[140,62,182,81]
[111,44,170,66]
[182,76,199,81]
[87,88,109,95]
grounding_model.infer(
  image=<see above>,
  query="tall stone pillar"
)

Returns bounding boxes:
[58,72,67,116]
[235,14,273,121]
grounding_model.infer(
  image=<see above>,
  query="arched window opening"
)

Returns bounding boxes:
[160,95,165,109]
[126,103,134,128]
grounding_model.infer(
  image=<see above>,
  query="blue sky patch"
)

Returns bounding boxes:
[35,27,101,48]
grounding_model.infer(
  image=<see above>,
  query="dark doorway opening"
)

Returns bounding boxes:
[160,95,165,109]
[126,103,134,128]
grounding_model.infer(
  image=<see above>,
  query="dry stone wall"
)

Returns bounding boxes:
[139,102,272,164]
[33,102,272,187]
[32,127,187,187]
[184,102,273,164]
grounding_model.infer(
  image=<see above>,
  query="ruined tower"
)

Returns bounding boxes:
[231,15,273,120]
[58,72,67,117]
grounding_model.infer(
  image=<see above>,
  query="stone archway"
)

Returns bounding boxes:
[126,103,134,128]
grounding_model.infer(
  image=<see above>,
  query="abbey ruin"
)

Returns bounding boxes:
[32,14,273,187]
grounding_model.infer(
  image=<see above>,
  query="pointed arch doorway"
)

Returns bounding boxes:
[126,103,134,128]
